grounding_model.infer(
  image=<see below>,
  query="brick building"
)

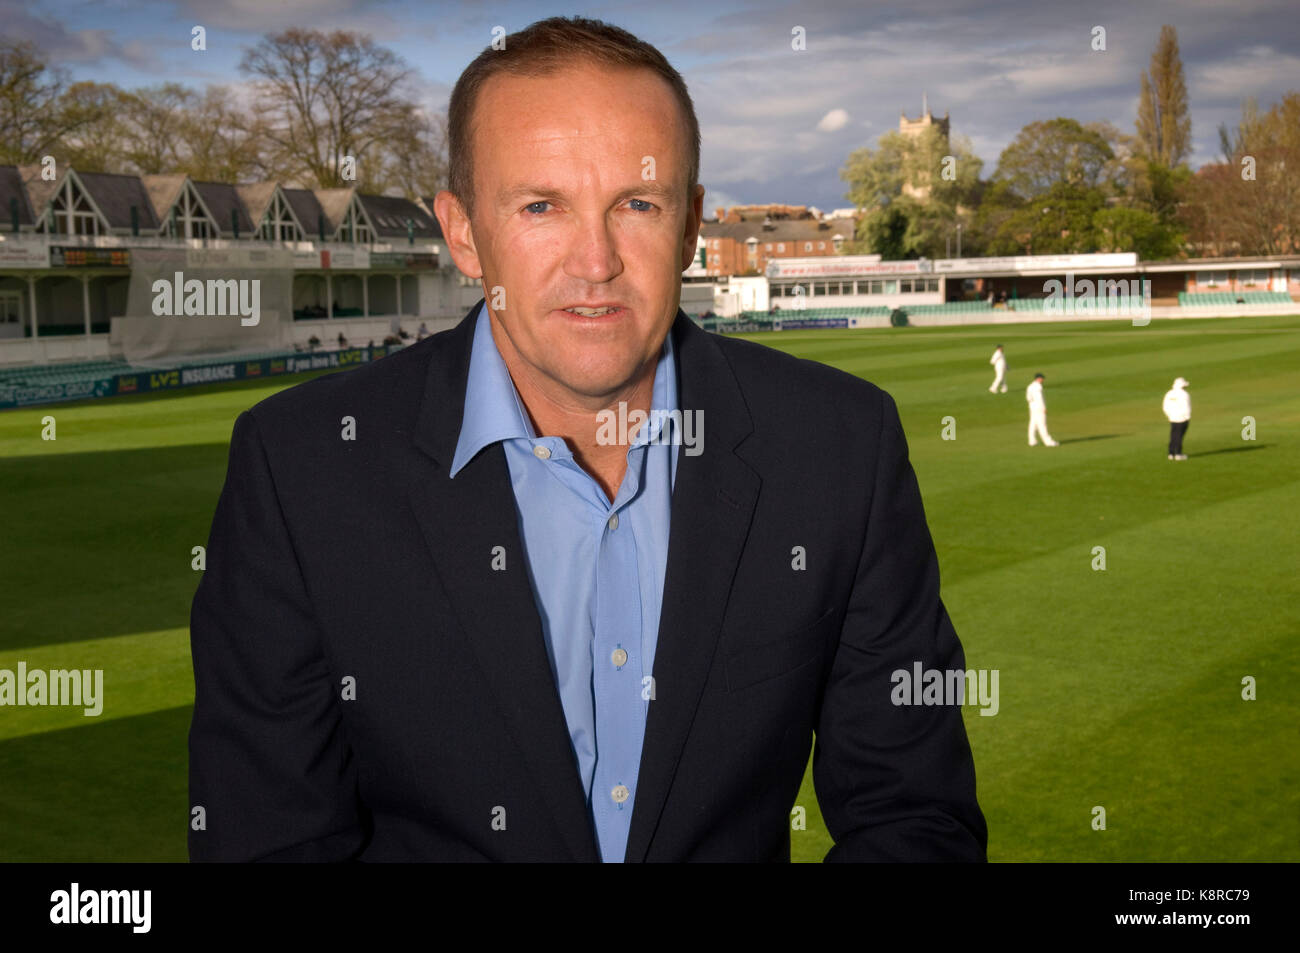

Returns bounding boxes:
[699,205,856,277]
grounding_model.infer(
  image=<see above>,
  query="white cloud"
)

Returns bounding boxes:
[817,108,850,132]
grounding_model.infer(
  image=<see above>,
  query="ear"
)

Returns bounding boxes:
[434,190,484,279]
[680,184,706,272]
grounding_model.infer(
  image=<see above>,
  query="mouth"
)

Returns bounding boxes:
[556,304,628,319]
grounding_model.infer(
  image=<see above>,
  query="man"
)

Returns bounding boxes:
[188,16,986,863]
[988,344,1007,393]
[1163,376,1191,460]
[1026,373,1058,447]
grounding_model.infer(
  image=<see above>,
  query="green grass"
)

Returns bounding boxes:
[1,318,1297,862]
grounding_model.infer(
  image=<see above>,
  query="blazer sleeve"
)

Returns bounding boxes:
[188,409,365,862]
[813,389,989,861]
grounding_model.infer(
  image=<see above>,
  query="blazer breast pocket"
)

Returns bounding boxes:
[724,606,838,694]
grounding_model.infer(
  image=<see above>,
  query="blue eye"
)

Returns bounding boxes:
[629,199,653,211]
[524,201,550,214]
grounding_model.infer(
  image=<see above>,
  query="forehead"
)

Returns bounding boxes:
[472,62,686,184]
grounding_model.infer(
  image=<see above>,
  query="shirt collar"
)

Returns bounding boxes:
[449,301,679,477]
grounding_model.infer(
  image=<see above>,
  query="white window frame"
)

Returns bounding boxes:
[257,191,301,242]
[38,176,103,236]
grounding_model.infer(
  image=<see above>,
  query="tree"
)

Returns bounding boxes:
[979,180,1107,256]
[1092,206,1182,259]
[1135,25,1191,166]
[972,119,1120,255]
[0,39,90,164]
[240,29,415,190]
[841,131,909,212]
[57,82,130,172]
[841,124,982,258]
[860,204,909,260]
[1181,93,1300,255]
[374,107,448,200]
[992,118,1116,201]
[176,86,269,182]
[117,83,195,174]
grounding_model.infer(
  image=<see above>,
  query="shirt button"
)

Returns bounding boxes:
[533,445,551,460]
[611,648,628,667]
[607,512,619,530]
[611,785,630,804]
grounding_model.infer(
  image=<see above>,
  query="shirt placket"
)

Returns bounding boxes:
[589,450,647,863]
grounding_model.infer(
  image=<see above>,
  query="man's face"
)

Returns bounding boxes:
[436,62,704,405]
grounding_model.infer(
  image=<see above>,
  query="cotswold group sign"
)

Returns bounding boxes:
[0,236,51,268]
[0,345,401,409]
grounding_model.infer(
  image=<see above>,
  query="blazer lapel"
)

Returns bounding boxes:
[623,313,760,862]
[407,304,600,862]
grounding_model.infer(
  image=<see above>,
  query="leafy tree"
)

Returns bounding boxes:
[860,203,909,259]
[841,124,981,258]
[1181,93,1300,255]
[1092,206,1182,258]
[992,118,1115,201]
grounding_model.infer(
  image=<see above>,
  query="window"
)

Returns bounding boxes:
[157,181,218,239]
[336,201,374,244]
[0,291,21,324]
[777,243,785,253]
[38,177,102,236]
[765,243,772,251]
[899,279,914,293]
[1196,271,1221,288]
[258,192,302,242]
[804,242,812,252]
[818,242,825,250]
[1238,269,1269,286]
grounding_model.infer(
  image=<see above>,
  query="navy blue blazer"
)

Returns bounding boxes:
[188,301,987,862]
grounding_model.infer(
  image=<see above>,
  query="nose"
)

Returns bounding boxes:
[563,211,624,285]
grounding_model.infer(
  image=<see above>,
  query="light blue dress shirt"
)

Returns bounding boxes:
[449,302,679,862]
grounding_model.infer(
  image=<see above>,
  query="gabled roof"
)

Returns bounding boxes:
[141,174,188,223]
[281,187,326,238]
[18,164,61,219]
[77,171,160,230]
[356,193,441,239]
[235,181,279,227]
[193,181,254,235]
[0,166,35,227]
[312,187,359,235]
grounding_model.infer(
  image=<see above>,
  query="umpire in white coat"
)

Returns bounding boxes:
[1163,376,1191,460]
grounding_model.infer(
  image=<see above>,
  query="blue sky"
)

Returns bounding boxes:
[4,0,1297,213]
